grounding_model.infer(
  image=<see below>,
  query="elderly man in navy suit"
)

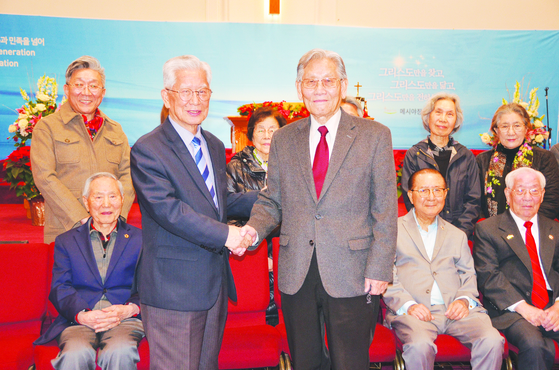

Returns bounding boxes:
[243,49,398,370]
[130,55,257,370]
[475,167,559,370]
[34,172,143,370]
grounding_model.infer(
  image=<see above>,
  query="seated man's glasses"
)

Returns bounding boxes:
[410,188,448,198]
[512,188,543,197]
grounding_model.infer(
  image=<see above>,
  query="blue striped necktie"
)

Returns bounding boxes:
[191,136,218,208]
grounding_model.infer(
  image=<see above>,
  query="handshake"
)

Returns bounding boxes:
[225,225,258,256]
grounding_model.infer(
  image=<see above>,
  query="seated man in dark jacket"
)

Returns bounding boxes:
[35,172,143,370]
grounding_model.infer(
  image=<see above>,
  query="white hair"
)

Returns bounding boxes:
[163,55,212,89]
[505,167,546,189]
[83,172,124,197]
[296,49,347,82]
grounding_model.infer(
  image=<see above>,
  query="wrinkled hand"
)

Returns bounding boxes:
[408,303,434,322]
[240,225,257,246]
[225,225,248,256]
[77,309,120,333]
[445,299,469,320]
[364,278,388,295]
[516,301,546,327]
[543,302,559,331]
[102,304,139,321]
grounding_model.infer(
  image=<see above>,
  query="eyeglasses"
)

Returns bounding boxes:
[67,82,104,94]
[511,188,543,197]
[166,88,212,102]
[497,123,525,132]
[410,188,448,198]
[253,128,277,137]
[301,78,340,89]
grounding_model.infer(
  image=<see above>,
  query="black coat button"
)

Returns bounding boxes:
[309,240,315,246]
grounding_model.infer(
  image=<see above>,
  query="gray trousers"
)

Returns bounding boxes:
[141,277,228,370]
[52,318,145,370]
[389,305,504,370]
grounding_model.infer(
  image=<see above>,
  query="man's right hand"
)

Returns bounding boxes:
[515,301,546,327]
[225,225,249,256]
[407,303,434,322]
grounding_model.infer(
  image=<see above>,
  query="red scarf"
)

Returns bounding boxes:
[82,110,104,140]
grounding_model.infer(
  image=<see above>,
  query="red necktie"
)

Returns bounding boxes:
[524,221,549,309]
[313,126,329,198]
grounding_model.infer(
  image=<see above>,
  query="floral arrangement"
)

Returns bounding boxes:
[3,75,64,200]
[394,150,406,198]
[480,81,548,148]
[238,101,310,120]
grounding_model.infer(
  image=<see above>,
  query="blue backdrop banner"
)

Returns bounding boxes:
[1,14,558,158]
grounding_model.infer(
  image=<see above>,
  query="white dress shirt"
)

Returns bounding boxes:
[397,210,476,315]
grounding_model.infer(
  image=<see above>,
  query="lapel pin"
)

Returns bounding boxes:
[507,235,514,240]
[125,234,129,239]
[550,235,554,240]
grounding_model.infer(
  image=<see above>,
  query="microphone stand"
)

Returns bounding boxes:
[545,87,551,149]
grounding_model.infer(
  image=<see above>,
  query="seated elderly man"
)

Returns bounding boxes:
[34,172,143,370]
[384,168,503,370]
[474,167,559,370]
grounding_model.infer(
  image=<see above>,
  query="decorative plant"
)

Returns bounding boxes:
[480,81,548,148]
[238,101,310,120]
[3,75,64,200]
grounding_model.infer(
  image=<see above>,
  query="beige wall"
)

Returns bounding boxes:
[1,0,558,29]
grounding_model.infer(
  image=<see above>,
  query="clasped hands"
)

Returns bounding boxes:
[407,298,469,322]
[77,303,140,333]
[225,225,257,256]
[516,301,559,331]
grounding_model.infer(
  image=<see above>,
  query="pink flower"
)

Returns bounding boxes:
[486,186,493,193]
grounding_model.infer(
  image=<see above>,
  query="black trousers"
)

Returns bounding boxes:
[281,250,378,370]
[504,317,559,370]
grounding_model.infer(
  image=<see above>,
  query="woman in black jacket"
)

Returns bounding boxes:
[226,106,286,325]
[227,106,287,201]
[477,103,559,220]
[401,92,481,239]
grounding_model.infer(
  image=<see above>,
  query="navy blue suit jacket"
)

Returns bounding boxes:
[130,120,257,312]
[35,220,142,345]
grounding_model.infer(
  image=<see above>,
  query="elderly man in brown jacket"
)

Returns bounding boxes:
[31,56,134,243]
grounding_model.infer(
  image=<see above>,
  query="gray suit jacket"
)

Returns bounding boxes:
[248,110,397,298]
[473,210,559,330]
[384,211,481,322]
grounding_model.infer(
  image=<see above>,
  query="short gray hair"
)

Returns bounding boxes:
[296,49,347,82]
[342,96,363,118]
[505,167,546,189]
[421,92,464,134]
[66,56,105,87]
[163,55,212,89]
[83,172,124,198]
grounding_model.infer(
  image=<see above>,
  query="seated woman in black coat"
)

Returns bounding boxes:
[477,102,559,219]
[227,106,286,209]
[227,105,286,325]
